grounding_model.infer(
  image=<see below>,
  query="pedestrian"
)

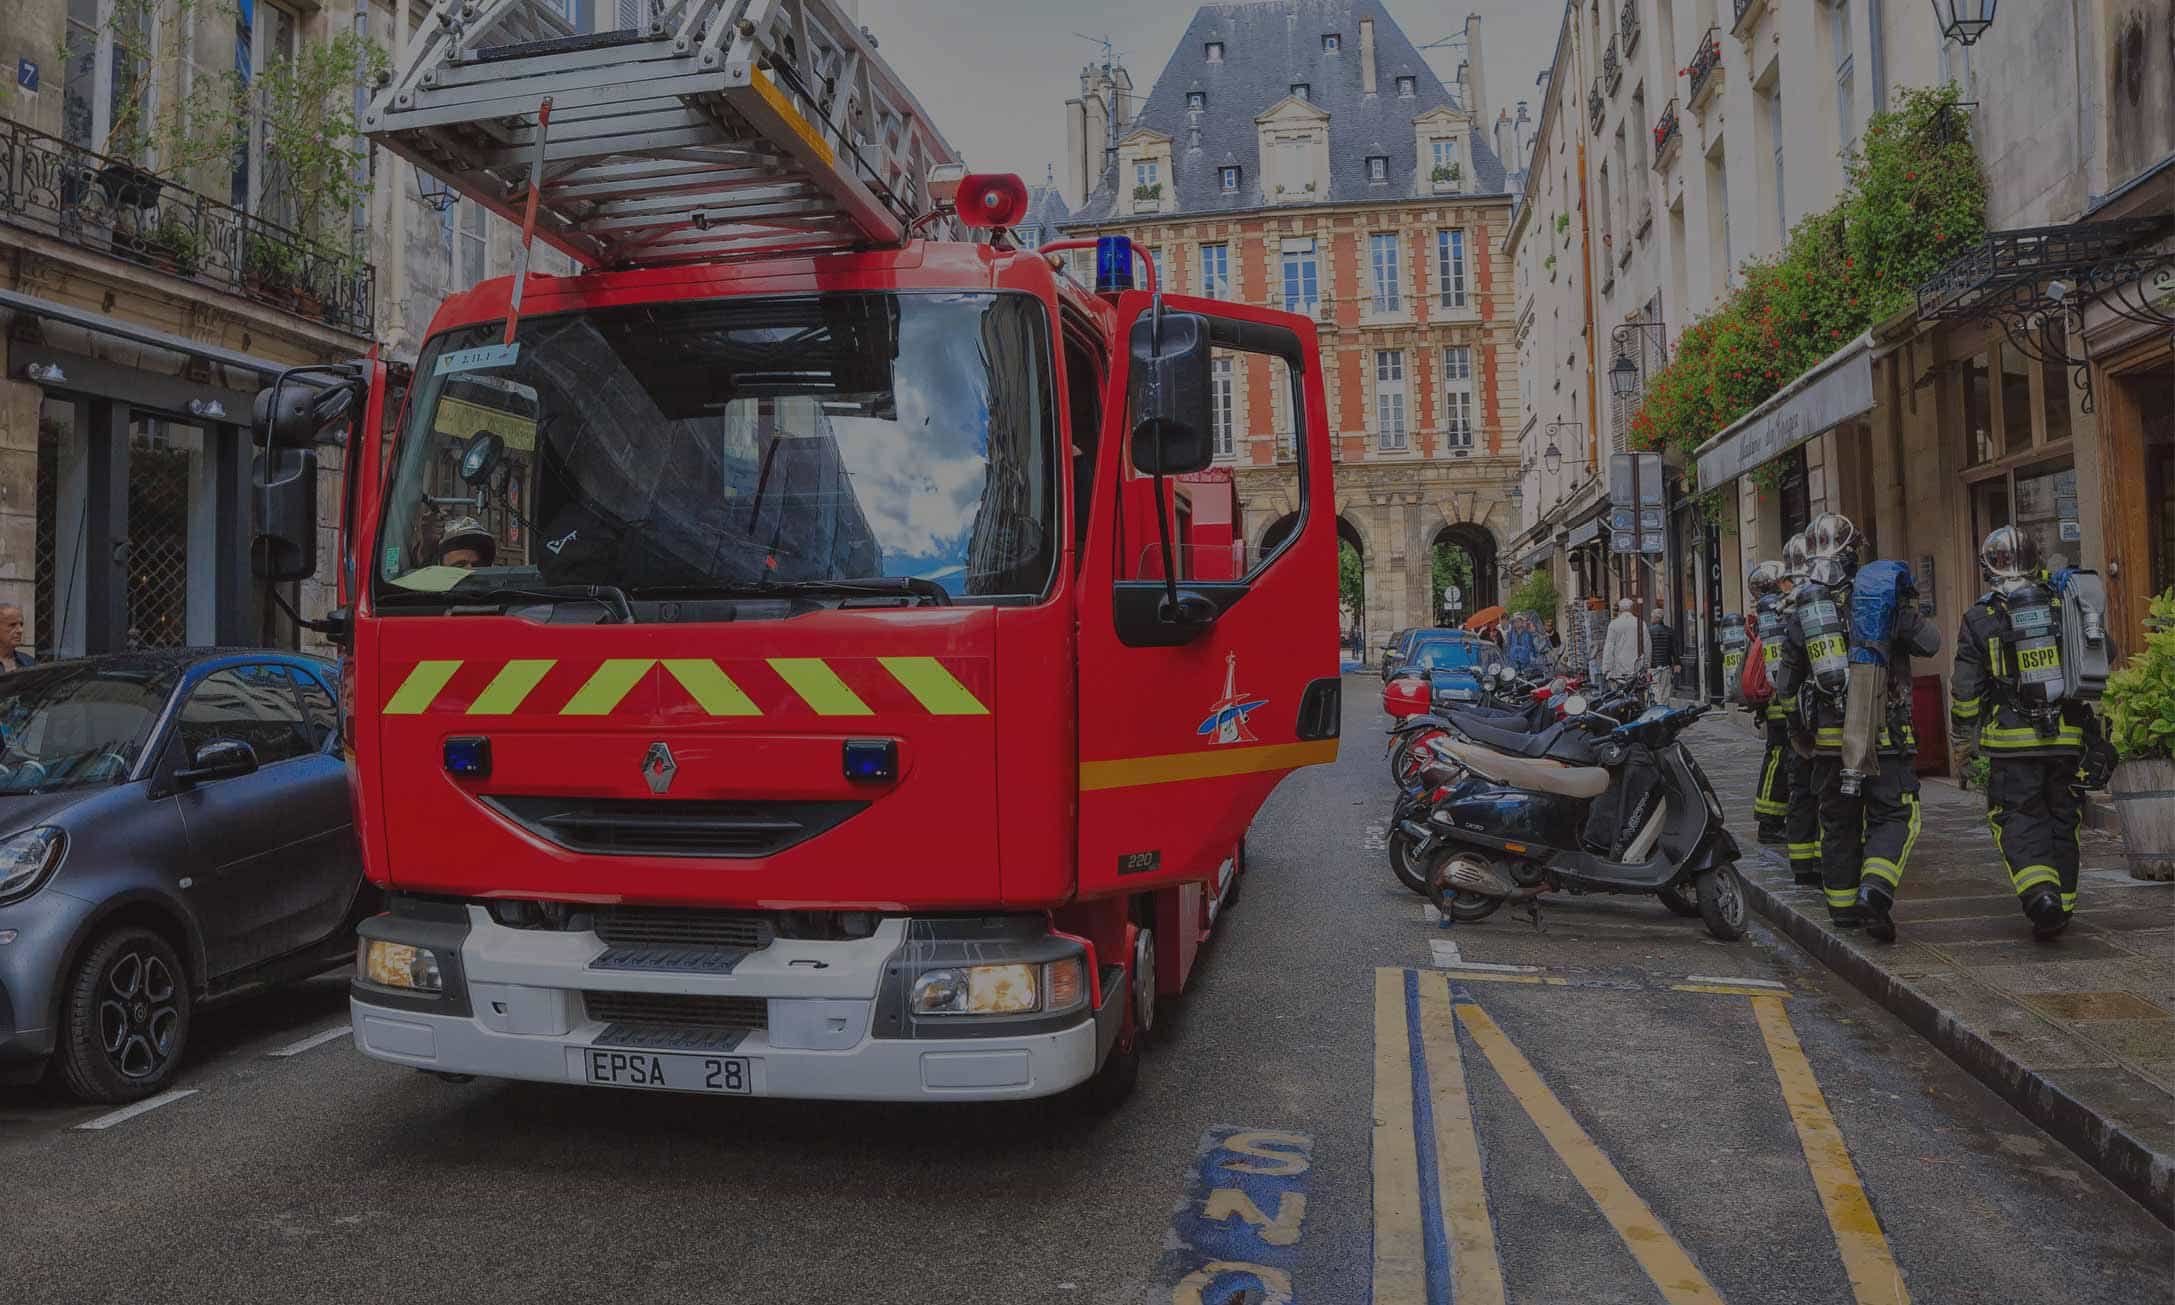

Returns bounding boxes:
[1647,602,1676,702]
[1950,527,2094,939]
[1775,514,1938,942]
[0,603,34,672]
[1600,597,1648,690]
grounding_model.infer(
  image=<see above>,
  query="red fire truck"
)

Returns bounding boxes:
[251,0,1338,1107]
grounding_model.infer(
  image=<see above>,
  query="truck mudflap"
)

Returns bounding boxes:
[349,903,1121,1102]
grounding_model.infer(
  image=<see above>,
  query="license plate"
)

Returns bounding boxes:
[582,1048,754,1095]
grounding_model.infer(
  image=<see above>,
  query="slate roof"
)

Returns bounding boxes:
[1019,178,1072,245]
[1069,0,1508,225]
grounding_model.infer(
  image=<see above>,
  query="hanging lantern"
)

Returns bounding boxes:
[1930,0,1997,46]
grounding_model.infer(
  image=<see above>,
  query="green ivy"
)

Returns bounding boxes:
[1629,85,1985,462]
[1508,568,1560,621]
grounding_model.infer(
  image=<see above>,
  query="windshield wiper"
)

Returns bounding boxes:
[381,585,636,624]
[628,577,953,607]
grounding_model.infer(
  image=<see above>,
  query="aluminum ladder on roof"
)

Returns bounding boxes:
[363,0,963,269]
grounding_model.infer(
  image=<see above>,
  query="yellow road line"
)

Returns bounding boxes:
[1455,998,1726,1304]
[1370,969,1428,1305]
[1752,995,1911,1304]
[879,656,989,715]
[466,659,555,715]
[1672,983,1796,999]
[768,657,873,716]
[1414,971,1508,1304]
[384,660,461,715]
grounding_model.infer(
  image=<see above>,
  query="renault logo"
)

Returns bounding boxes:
[641,741,677,795]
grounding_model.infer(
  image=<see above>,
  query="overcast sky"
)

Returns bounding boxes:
[854,0,1560,206]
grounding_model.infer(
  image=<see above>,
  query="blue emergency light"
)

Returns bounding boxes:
[1095,235,1135,294]
[443,736,491,779]
[842,739,898,782]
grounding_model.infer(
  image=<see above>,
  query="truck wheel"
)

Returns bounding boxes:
[57,927,192,1104]
[1696,865,1749,940]
[1222,839,1246,911]
[1072,933,1153,1115]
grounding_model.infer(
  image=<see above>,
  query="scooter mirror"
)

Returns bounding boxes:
[1562,693,1590,716]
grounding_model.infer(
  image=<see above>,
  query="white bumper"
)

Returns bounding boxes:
[349,910,1104,1101]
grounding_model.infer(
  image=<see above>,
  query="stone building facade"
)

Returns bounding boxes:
[1061,1,1522,641]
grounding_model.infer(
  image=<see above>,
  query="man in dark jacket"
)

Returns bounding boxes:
[1647,603,1677,701]
[0,603,34,672]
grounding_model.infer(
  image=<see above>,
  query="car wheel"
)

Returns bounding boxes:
[58,927,192,1103]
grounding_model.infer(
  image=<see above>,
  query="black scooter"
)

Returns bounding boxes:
[1401,704,1747,939]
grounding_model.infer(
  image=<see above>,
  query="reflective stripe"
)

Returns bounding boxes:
[1788,842,1822,863]
[467,659,555,715]
[2060,892,2078,911]
[879,656,989,716]
[2011,865,2060,894]
[769,658,873,716]
[1894,791,1921,879]
[1824,888,1859,908]
[663,660,761,716]
[1754,748,1787,816]
[1951,696,1981,720]
[562,659,654,716]
[385,661,462,715]
[1860,859,1902,888]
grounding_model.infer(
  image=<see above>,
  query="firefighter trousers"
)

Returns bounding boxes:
[1755,719,1791,829]
[1809,754,1922,913]
[1785,741,1822,874]
[1985,755,2083,918]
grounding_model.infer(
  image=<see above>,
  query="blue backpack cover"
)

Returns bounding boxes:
[1847,561,1915,665]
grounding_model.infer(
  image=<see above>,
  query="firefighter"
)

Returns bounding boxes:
[1776,515,1939,939]
[1951,527,2091,939]
[1776,533,1824,885]
[1746,561,1793,847]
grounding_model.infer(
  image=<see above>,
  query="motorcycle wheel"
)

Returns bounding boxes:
[1388,824,1432,896]
[1443,890,1503,922]
[1695,865,1749,940]
[1656,879,1702,918]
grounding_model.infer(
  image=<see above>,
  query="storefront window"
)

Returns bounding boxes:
[1969,477,2009,549]
[1962,351,1993,466]
[1778,445,1810,537]
[2041,357,2073,447]
[2013,459,2078,571]
[1999,347,2034,455]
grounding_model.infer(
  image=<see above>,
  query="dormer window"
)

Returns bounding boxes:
[1396,75,1417,98]
[1291,83,1311,100]
[1205,41,1224,62]
[1220,166,1241,192]
[1322,33,1341,52]
[1367,155,1389,182]
[1187,90,1206,110]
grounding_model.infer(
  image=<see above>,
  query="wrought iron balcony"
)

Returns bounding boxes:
[1621,0,1643,53]
[1688,27,1724,108]
[1590,82,1607,133]
[1603,39,1623,97]
[0,118,375,335]
[1731,0,1766,35]
[1652,99,1682,168]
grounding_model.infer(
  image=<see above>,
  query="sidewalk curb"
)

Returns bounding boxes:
[1737,866,2175,1228]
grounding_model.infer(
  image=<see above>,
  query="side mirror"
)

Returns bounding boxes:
[253,377,357,450]
[175,738,259,786]
[1126,310,1214,476]
[251,447,319,581]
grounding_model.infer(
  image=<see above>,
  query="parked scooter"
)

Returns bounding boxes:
[1401,703,1747,939]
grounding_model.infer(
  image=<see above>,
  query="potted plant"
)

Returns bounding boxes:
[2105,588,2175,880]
[1430,162,1463,190]
[244,234,298,299]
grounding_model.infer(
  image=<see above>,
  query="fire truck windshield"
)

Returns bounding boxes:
[373,291,1057,610]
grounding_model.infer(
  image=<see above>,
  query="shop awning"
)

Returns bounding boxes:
[1520,541,1557,570]
[1566,518,1604,548]
[1695,334,1877,492]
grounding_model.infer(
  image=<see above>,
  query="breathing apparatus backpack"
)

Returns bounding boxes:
[2053,568,2114,700]
[1995,576,2067,713]
[1757,593,1790,680]
[1838,562,1915,793]
[1720,616,1749,705]
[1795,581,1850,702]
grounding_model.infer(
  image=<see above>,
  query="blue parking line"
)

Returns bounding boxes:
[1403,969,1454,1305]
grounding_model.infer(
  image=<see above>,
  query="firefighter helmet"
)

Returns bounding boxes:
[1746,561,1785,598]
[1782,533,1810,579]
[1978,525,2039,582]
[1805,512,1861,562]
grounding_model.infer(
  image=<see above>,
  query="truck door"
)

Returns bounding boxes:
[1074,294,1339,897]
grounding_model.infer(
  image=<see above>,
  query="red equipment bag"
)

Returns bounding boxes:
[1741,636,1773,706]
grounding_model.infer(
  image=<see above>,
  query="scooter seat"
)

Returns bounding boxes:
[1445,710,1567,758]
[1440,739,1611,800]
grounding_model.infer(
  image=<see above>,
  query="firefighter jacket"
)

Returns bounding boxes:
[1950,595,2089,755]
[1776,586,1939,754]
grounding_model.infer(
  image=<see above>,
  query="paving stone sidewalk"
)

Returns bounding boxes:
[1689,711,2175,1223]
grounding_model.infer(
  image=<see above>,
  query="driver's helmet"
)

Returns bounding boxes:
[1978,525,2039,583]
[1746,560,1785,598]
[1805,512,1861,563]
[437,517,497,567]
[1781,533,1810,580]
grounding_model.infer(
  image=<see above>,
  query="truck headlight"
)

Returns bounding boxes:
[0,827,66,904]
[911,963,1038,1015]
[359,938,444,993]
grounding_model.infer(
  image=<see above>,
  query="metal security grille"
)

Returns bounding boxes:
[125,425,191,649]
[32,411,61,656]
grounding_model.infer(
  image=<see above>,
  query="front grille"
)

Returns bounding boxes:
[596,907,774,951]
[485,797,866,859]
[584,990,769,1031]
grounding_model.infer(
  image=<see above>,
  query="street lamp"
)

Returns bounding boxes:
[1608,351,1640,398]
[1930,0,1997,45]
[1543,441,1562,476]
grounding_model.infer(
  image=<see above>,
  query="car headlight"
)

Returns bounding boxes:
[0,827,66,904]
[910,959,1085,1016]
[358,938,444,992]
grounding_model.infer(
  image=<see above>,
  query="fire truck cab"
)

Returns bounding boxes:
[250,0,1339,1108]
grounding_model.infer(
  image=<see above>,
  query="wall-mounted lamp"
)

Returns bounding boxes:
[24,362,65,385]
[188,398,227,419]
[1930,0,1997,46]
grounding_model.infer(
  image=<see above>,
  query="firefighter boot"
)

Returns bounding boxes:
[1857,881,1897,942]
[2023,887,2070,940]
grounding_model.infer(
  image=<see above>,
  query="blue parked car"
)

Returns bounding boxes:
[1391,633,1508,709]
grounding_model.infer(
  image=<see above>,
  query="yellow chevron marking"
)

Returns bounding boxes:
[384,661,461,715]
[769,658,872,716]
[663,659,761,717]
[466,660,556,715]
[879,657,988,716]
[561,659,655,716]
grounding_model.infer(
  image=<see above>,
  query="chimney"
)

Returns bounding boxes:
[1360,17,1377,95]
[1462,14,1487,134]
[1514,99,1532,162]
[1494,108,1515,172]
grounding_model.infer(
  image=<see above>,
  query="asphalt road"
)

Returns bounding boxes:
[3,679,2167,1304]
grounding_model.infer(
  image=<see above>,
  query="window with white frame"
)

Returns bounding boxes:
[1211,356,1236,457]
[1134,160,1160,190]
[1768,79,1787,245]
[1016,225,1041,247]
[1369,233,1402,312]
[1205,41,1224,62]
[1396,75,1417,97]
[1291,83,1311,101]
[1281,240,1319,314]
[1367,154,1389,182]
[1436,229,1467,308]
[1376,350,1408,450]
[63,0,156,158]
[1432,138,1459,178]
[1187,90,1206,110]
[1199,242,1230,298]
[1442,346,1475,450]
[1833,0,1855,155]
[1220,165,1241,193]
[1322,33,1341,51]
